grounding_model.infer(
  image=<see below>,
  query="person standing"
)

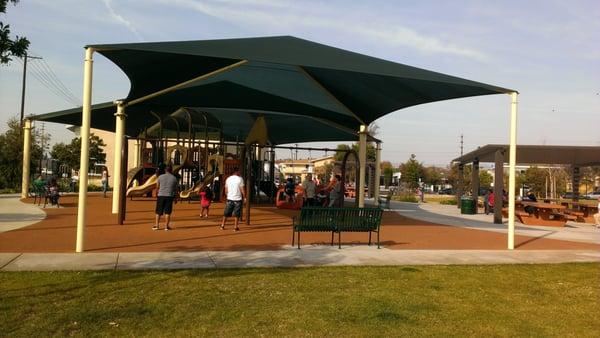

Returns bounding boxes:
[220,167,245,231]
[70,171,79,192]
[484,189,491,215]
[593,196,600,229]
[327,174,342,207]
[153,165,179,231]
[199,185,213,218]
[302,174,316,206]
[101,167,110,198]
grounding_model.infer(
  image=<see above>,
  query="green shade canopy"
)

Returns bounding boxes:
[33,36,514,144]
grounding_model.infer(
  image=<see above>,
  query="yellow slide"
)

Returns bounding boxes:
[180,173,215,200]
[126,174,158,197]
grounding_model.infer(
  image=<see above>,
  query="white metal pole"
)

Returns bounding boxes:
[358,125,368,207]
[20,119,33,199]
[133,139,140,168]
[374,142,381,206]
[507,92,519,250]
[76,48,94,253]
[111,102,126,214]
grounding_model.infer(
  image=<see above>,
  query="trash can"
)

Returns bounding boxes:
[460,197,476,215]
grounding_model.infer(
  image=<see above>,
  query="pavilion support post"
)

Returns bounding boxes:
[374,143,382,206]
[456,164,464,208]
[471,158,480,213]
[358,125,368,208]
[494,149,504,224]
[507,92,519,250]
[572,166,580,202]
[133,139,141,168]
[112,102,126,214]
[20,119,33,199]
[76,47,94,253]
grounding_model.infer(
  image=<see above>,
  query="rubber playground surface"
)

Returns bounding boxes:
[1,195,598,253]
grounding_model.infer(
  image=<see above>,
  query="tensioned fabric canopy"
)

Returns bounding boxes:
[33,36,514,143]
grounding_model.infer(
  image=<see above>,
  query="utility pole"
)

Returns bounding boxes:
[19,54,43,129]
[460,134,464,157]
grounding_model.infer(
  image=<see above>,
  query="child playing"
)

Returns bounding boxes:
[199,185,213,218]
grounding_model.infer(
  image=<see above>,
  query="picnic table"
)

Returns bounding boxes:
[507,201,572,227]
[562,201,597,224]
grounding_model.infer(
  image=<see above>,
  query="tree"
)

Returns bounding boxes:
[51,134,107,170]
[0,117,42,189]
[479,170,493,189]
[0,0,29,64]
[381,161,394,187]
[399,154,424,190]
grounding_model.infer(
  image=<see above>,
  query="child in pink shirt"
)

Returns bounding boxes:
[199,186,212,218]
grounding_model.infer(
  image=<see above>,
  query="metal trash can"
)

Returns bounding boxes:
[460,197,476,215]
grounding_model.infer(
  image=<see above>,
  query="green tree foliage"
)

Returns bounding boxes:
[399,154,424,190]
[51,134,107,170]
[423,166,445,186]
[0,117,42,189]
[0,0,29,64]
[333,143,376,162]
[381,161,394,187]
[479,170,493,188]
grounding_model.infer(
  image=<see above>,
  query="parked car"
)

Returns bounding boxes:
[584,191,600,200]
[438,188,454,195]
[561,192,577,199]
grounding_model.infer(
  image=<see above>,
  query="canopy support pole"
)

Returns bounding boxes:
[471,158,479,213]
[456,164,464,207]
[76,47,94,253]
[20,119,32,199]
[358,125,368,207]
[125,60,248,107]
[374,142,381,206]
[112,102,126,214]
[507,92,518,250]
[133,139,141,168]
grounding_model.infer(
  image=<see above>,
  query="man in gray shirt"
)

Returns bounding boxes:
[153,165,179,231]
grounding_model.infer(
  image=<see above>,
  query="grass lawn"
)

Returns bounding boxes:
[1,264,599,337]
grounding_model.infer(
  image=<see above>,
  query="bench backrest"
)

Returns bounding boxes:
[298,207,383,231]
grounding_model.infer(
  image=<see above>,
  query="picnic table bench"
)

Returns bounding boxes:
[292,207,383,249]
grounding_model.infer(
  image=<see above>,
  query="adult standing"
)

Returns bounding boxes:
[153,165,179,231]
[70,171,79,192]
[593,196,600,229]
[101,167,109,198]
[302,174,317,206]
[220,167,245,231]
[327,174,342,207]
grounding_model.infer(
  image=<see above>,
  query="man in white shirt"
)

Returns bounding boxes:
[302,174,316,206]
[594,196,600,229]
[220,167,245,231]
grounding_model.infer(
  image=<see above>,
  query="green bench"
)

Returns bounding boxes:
[292,207,383,249]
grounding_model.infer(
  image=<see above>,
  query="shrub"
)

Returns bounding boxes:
[392,192,418,203]
[439,198,458,205]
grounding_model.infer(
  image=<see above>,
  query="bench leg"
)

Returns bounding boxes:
[331,231,334,246]
[297,231,301,250]
[377,230,380,249]
[338,232,341,249]
[368,231,372,246]
[291,228,295,247]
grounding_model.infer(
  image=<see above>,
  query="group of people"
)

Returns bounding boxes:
[483,189,508,215]
[285,173,343,207]
[33,175,60,206]
[152,166,245,232]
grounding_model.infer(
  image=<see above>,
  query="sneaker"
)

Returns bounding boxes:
[152,225,159,231]
[234,227,240,232]
[165,226,172,231]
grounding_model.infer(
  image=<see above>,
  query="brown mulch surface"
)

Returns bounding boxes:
[1,195,598,252]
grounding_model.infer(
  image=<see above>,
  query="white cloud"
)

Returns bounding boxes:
[158,0,488,61]
[102,0,144,41]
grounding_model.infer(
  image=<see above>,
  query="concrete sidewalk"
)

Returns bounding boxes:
[378,199,600,245]
[0,194,46,233]
[1,247,599,271]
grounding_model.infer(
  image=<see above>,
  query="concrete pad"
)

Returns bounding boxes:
[0,253,21,269]
[117,252,215,270]
[2,253,118,271]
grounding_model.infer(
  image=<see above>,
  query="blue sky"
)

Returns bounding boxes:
[1,0,598,166]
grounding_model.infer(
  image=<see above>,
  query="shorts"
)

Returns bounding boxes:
[223,200,242,218]
[155,196,174,215]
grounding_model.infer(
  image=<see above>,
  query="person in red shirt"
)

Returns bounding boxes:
[199,185,213,218]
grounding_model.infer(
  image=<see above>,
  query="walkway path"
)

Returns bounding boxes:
[0,194,46,233]
[369,199,600,245]
[1,248,598,271]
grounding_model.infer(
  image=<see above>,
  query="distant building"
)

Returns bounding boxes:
[276,156,335,183]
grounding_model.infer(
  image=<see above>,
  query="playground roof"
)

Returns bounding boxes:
[33,36,514,143]
[453,144,600,167]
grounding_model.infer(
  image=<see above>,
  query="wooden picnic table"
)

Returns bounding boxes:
[569,201,598,224]
[512,201,571,227]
